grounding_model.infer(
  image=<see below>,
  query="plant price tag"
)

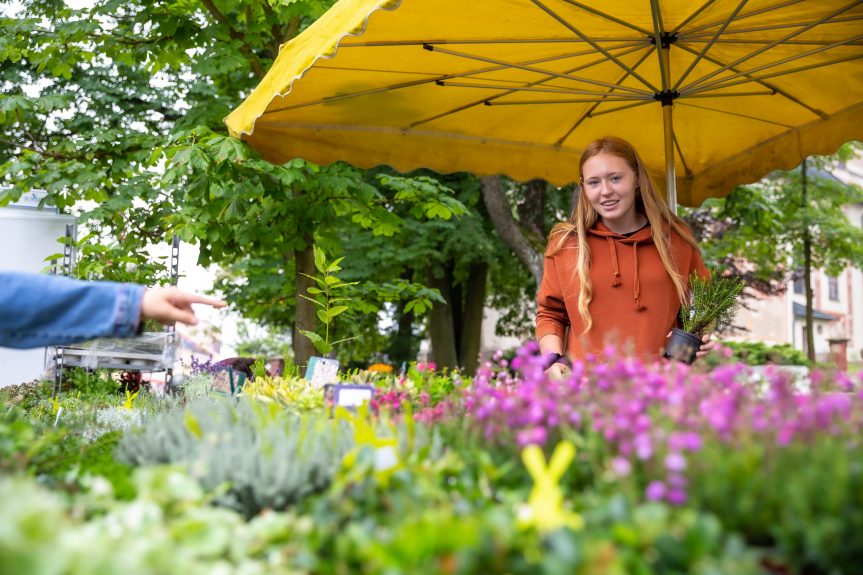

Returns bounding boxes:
[305,356,339,387]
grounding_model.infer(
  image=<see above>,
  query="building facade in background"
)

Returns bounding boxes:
[735,158,863,365]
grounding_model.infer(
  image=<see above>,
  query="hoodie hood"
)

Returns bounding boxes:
[588,220,653,311]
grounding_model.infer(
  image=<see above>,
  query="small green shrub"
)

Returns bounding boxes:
[64,368,119,396]
[719,341,811,366]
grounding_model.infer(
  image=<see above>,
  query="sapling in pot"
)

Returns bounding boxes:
[665,272,743,364]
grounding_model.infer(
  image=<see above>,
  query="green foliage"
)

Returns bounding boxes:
[719,341,811,366]
[681,273,744,338]
[63,368,118,397]
[0,406,136,498]
[688,437,863,574]
[116,397,353,517]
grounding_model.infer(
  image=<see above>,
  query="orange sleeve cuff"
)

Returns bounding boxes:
[536,322,566,341]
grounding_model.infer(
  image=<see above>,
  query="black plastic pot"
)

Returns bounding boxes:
[664,328,703,365]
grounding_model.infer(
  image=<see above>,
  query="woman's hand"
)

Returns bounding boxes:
[545,361,572,380]
[695,333,716,359]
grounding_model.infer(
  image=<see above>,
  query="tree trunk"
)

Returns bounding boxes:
[801,158,816,363]
[518,179,546,239]
[480,175,544,288]
[451,272,463,359]
[458,262,488,376]
[293,239,317,369]
[427,267,458,370]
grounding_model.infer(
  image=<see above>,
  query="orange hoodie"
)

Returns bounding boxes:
[536,221,708,360]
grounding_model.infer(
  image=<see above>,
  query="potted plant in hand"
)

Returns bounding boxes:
[665,272,743,364]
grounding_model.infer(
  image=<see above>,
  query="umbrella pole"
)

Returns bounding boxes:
[663,103,677,212]
[659,40,677,213]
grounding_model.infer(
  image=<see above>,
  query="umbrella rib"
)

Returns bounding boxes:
[435,80,651,99]
[487,98,647,106]
[584,99,655,117]
[260,43,646,116]
[672,134,692,177]
[555,46,656,146]
[681,0,863,93]
[674,42,826,118]
[681,53,863,116]
[681,0,805,37]
[427,44,653,95]
[679,14,863,39]
[685,90,778,98]
[686,39,863,45]
[676,101,796,128]
[557,0,652,36]
[408,44,650,128]
[673,0,750,91]
[530,0,660,92]
[672,0,721,35]
[339,37,645,47]
[683,33,863,95]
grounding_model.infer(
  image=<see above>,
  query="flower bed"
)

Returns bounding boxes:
[2,346,862,574]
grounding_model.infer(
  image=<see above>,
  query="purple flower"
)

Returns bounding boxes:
[646,481,666,501]
[667,488,688,506]
[669,431,703,452]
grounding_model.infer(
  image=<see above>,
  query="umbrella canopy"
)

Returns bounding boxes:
[226,0,863,207]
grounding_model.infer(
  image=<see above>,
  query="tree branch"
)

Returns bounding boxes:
[480,176,544,289]
[199,0,266,79]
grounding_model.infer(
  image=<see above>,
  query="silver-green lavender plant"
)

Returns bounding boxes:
[116,397,353,517]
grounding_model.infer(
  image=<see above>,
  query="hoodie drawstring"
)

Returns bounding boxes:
[607,236,646,311]
[632,240,646,311]
[606,237,621,287]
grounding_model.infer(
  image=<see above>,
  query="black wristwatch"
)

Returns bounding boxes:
[545,352,571,369]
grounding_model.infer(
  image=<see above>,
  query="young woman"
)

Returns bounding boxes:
[536,137,713,377]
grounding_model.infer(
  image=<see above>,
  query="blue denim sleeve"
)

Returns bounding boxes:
[0,272,145,349]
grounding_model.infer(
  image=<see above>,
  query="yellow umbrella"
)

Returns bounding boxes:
[226,0,863,207]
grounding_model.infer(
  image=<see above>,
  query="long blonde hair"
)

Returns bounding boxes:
[547,137,698,333]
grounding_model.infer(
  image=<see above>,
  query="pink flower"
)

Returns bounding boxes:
[664,452,687,472]
[634,433,653,460]
[611,456,632,477]
[416,361,437,373]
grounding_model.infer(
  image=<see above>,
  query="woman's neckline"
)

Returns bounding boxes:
[620,220,650,237]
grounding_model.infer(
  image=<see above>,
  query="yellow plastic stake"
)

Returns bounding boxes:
[518,440,584,533]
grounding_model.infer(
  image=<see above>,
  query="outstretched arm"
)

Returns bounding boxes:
[0,272,224,349]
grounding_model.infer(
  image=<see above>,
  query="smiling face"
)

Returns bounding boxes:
[581,152,642,233]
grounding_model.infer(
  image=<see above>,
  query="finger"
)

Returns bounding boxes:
[168,308,198,325]
[174,292,226,308]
